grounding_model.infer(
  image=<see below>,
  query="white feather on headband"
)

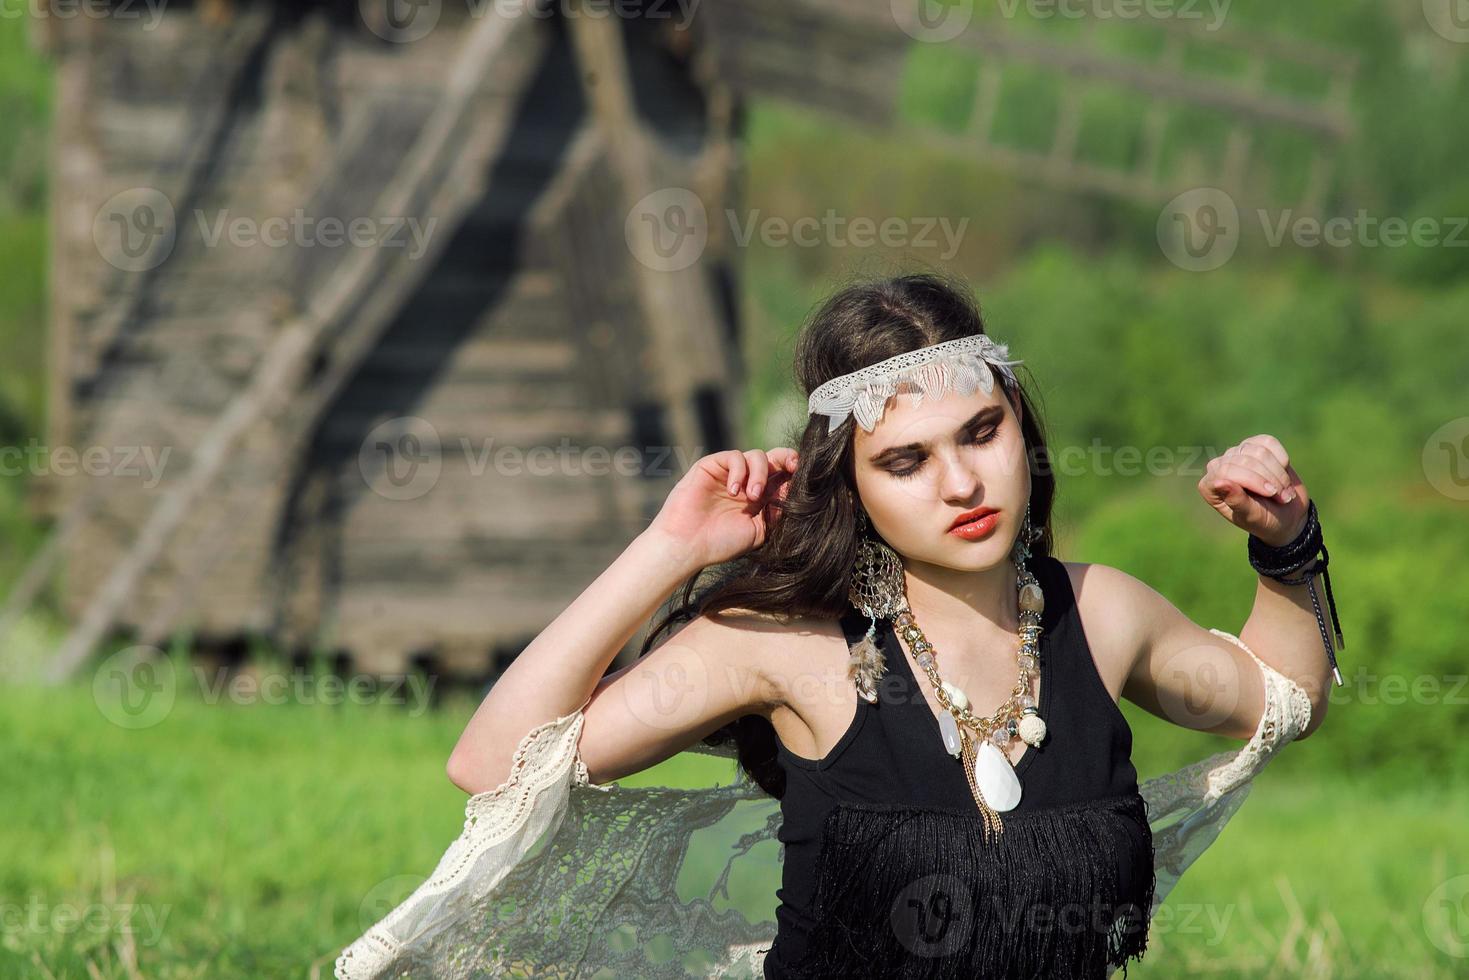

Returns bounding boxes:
[807,334,1025,435]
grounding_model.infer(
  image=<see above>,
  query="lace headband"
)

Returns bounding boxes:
[807,334,1024,435]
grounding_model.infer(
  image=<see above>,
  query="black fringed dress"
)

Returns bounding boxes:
[764,554,1156,979]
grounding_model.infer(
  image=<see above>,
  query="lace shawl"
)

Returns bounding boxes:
[334,629,1312,979]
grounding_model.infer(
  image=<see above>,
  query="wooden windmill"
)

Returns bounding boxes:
[14,0,1356,682]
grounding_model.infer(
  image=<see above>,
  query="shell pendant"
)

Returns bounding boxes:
[973,740,1023,812]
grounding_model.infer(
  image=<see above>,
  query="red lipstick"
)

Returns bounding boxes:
[948,507,1000,541]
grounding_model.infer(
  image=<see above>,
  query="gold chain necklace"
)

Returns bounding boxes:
[890,566,1048,840]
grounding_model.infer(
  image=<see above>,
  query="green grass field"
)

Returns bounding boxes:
[2,677,1464,979]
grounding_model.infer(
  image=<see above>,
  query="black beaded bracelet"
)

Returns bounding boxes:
[1247,500,1345,686]
[1248,498,1320,569]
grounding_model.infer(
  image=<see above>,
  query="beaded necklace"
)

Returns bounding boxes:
[890,566,1048,839]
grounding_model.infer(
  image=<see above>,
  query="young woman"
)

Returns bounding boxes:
[356,273,1338,979]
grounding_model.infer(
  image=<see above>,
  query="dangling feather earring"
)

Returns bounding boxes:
[847,614,885,705]
[846,509,905,704]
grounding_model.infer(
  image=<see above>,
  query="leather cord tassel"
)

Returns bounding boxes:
[1248,500,1346,686]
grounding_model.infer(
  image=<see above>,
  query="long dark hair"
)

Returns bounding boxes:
[638,272,1056,797]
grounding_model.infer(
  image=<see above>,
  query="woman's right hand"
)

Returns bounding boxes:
[645,448,800,569]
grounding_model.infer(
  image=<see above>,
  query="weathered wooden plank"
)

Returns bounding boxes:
[45,8,556,681]
[316,406,628,446]
[362,337,579,375]
[335,572,618,624]
[91,101,192,148]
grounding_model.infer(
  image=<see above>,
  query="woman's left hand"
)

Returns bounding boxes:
[1198,434,1311,547]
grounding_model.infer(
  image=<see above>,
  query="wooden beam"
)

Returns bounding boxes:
[566,4,737,456]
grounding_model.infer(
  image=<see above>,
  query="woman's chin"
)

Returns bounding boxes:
[913,543,1010,573]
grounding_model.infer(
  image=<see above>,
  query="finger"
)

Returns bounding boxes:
[1202,474,1265,527]
[762,472,793,519]
[1251,457,1299,503]
[1238,439,1287,483]
[744,449,770,500]
[1218,459,1280,502]
[767,447,799,473]
[1202,455,1256,504]
[723,451,747,496]
[1236,444,1291,497]
[1246,434,1290,471]
[1202,474,1246,511]
[1201,462,1246,504]
[1213,448,1251,478]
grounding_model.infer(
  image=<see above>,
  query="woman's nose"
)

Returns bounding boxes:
[938,459,980,501]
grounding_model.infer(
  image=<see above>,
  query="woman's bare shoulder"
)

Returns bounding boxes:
[1058,560,1149,699]
[684,607,847,709]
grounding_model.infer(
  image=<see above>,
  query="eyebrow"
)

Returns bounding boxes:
[867,405,1005,465]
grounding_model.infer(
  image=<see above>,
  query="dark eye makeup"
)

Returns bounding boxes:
[888,422,1001,480]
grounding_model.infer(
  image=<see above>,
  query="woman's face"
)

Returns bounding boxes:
[852,384,1029,571]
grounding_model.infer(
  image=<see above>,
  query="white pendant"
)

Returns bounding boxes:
[940,681,969,712]
[973,740,1023,812]
[938,711,962,758]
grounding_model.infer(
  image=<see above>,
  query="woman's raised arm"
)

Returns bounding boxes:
[445,447,799,795]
